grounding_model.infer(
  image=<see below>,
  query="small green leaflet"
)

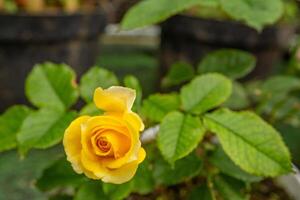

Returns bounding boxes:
[162,62,195,88]
[121,0,207,29]
[181,73,232,114]
[141,93,180,122]
[0,105,31,152]
[198,49,256,79]
[220,0,284,31]
[80,67,119,103]
[17,108,77,155]
[26,62,79,110]
[158,111,206,165]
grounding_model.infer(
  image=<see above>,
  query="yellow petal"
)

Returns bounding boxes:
[102,161,139,184]
[102,122,140,169]
[63,116,90,174]
[81,116,129,158]
[138,147,146,164]
[93,86,136,113]
[123,112,145,132]
[100,131,131,158]
[80,150,107,178]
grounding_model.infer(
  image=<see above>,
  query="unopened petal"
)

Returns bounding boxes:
[93,86,136,113]
[124,112,145,132]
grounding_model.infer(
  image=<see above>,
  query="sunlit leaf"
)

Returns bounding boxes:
[198,49,255,79]
[158,111,205,164]
[26,62,79,110]
[204,108,291,177]
[0,106,31,152]
[80,67,119,103]
[181,74,232,114]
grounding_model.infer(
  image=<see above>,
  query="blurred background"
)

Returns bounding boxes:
[0,0,300,199]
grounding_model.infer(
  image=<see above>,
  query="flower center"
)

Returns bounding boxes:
[97,137,111,152]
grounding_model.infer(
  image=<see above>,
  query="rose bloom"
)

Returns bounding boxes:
[63,86,145,184]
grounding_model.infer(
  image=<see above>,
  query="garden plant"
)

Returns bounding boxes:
[0,47,299,199]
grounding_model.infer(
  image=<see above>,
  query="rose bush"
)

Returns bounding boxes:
[63,86,146,184]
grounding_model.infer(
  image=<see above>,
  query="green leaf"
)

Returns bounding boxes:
[256,76,300,116]
[261,76,300,96]
[276,123,300,165]
[0,106,31,152]
[197,49,256,79]
[224,82,250,110]
[131,157,155,195]
[36,158,86,191]
[210,146,262,182]
[153,152,202,186]
[80,67,119,103]
[141,93,180,122]
[204,108,291,177]
[26,62,79,110]
[158,111,206,165]
[181,74,232,114]
[213,175,247,200]
[124,75,142,112]
[220,0,284,31]
[17,108,77,155]
[75,181,107,200]
[188,185,213,200]
[103,182,133,200]
[79,103,103,116]
[0,148,63,200]
[49,194,72,200]
[121,0,206,29]
[162,62,195,88]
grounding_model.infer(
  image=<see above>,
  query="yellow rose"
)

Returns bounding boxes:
[63,86,146,184]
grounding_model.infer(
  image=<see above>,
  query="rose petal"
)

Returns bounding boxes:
[123,111,145,132]
[102,160,139,184]
[63,116,90,174]
[94,86,136,113]
[80,150,107,178]
[102,122,140,169]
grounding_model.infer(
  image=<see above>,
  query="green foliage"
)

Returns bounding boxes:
[79,103,103,116]
[131,157,155,195]
[153,152,202,186]
[36,158,87,191]
[141,93,180,122]
[74,181,106,200]
[213,175,247,200]
[0,106,31,152]
[0,50,295,200]
[204,108,291,177]
[255,76,300,119]
[188,185,213,200]
[124,75,142,112]
[121,0,284,30]
[158,111,205,165]
[80,67,119,103]
[276,123,300,165]
[210,147,262,182]
[162,62,195,88]
[181,74,232,114]
[17,108,77,155]
[121,0,205,29]
[26,63,79,111]
[103,182,133,200]
[261,75,300,97]
[220,0,284,31]
[224,82,250,110]
[197,49,256,79]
